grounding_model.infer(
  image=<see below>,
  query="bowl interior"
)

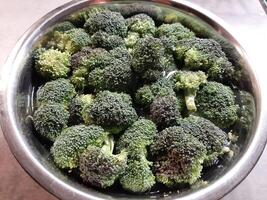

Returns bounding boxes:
[9,1,259,199]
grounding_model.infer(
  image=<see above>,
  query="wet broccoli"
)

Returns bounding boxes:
[51,125,108,169]
[36,78,76,107]
[84,91,138,134]
[150,126,207,186]
[196,82,239,128]
[34,48,71,80]
[33,104,69,142]
[79,136,127,188]
[173,70,207,111]
[91,31,125,50]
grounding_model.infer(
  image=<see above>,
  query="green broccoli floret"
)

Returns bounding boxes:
[236,91,256,132]
[33,104,69,142]
[70,47,93,70]
[150,126,207,186]
[91,31,125,50]
[79,136,127,188]
[51,125,108,169]
[84,91,138,134]
[126,14,156,36]
[34,49,71,80]
[124,31,140,49]
[84,10,127,37]
[177,115,228,166]
[109,46,131,63]
[69,94,94,125]
[52,28,91,54]
[52,21,75,32]
[196,82,239,128]
[173,70,207,111]
[150,95,182,129]
[36,78,76,107]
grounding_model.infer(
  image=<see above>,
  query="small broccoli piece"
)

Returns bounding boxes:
[70,47,93,70]
[52,28,91,54]
[36,78,76,107]
[52,21,75,32]
[124,31,140,49]
[51,125,108,169]
[196,82,239,128]
[236,91,256,132]
[79,136,127,188]
[173,70,207,111]
[69,94,94,125]
[70,67,88,91]
[33,104,69,142]
[34,49,71,80]
[126,14,156,36]
[177,116,228,166]
[91,31,125,50]
[84,10,127,37]
[110,46,131,63]
[84,91,138,134]
[150,95,182,129]
[150,126,207,186]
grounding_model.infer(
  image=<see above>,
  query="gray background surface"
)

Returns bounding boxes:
[0,0,266,199]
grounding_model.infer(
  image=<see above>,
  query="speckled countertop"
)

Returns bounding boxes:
[0,0,267,199]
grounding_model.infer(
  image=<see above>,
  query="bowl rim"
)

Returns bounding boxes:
[1,0,267,200]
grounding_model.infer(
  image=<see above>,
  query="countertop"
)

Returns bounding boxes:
[0,0,267,200]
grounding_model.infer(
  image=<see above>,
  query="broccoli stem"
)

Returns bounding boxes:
[102,136,114,154]
[185,89,197,111]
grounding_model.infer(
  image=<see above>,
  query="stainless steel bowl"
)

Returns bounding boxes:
[1,0,267,200]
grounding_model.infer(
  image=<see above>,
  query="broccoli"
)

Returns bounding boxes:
[91,31,125,50]
[84,10,127,37]
[150,126,207,186]
[126,14,156,36]
[177,116,228,166]
[124,31,140,49]
[33,104,69,142]
[150,95,182,129]
[51,125,108,169]
[109,46,131,63]
[79,136,127,188]
[34,48,71,80]
[196,82,239,128]
[69,94,94,125]
[84,91,138,134]
[70,47,93,70]
[51,21,75,32]
[173,70,207,111]
[36,78,76,107]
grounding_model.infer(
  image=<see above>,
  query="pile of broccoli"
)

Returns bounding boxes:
[32,3,256,194]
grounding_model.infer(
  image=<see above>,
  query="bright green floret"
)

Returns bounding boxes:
[150,126,207,186]
[91,31,125,50]
[33,104,69,142]
[34,49,71,80]
[51,125,108,169]
[79,137,127,188]
[36,78,76,107]
[196,81,239,128]
[173,70,207,111]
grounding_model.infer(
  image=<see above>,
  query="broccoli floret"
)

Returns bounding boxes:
[70,67,88,91]
[236,91,256,132]
[177,116,228,166]
[91,31,125,50]
[33,104,69,142]
[51,125,108,169]
[84,10,127,37]
[150,95,182,129]
[150,126,207,186]
[69,94,94,125]
[126,14,156,36]
[196,82,239,128]
[84,91,138,134]
[71,47,93,70]
[173,70,207,111]
[52,21,75,32]
[110,46,131,63]
[52,28,91,54]
[34,49,71,80]
[36,78,76,107]
[88,60,134,92]
[79,136,127,188]
[124,31,140,49]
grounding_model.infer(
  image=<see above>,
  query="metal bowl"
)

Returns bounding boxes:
[0,0,267,199]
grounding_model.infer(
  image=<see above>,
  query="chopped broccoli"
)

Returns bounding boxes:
[34,48,71,80]
[124,31,140,48]
[33,104,69,142]
[196,82,239,128]
[79,136,127,188]
[91,31,125,50]
[173,70,207,111]
[150,126,207,186]
[51,125,108,169]
[36,78,76,107]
